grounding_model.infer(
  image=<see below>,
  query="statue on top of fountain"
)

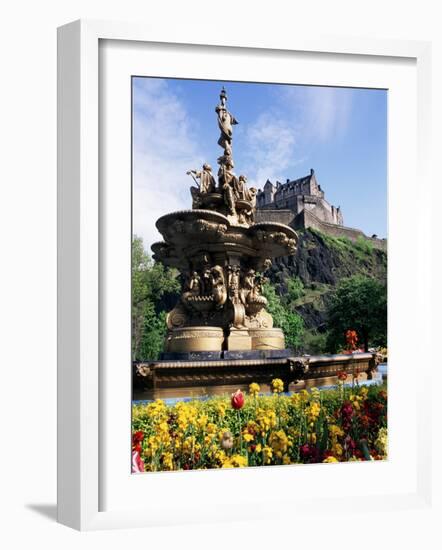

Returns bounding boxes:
[187,87,257,225]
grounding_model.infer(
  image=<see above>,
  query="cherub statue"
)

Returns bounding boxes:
[240,268,255,305]
[210,266,227,308]
[182,271,202,302]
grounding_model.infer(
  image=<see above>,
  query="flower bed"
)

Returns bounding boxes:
[132,381,387,472]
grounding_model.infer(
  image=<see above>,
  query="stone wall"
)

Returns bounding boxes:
[255,209,295,226]
[256,207,387,251]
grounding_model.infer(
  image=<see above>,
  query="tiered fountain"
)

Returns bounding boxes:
[151,87,297,355]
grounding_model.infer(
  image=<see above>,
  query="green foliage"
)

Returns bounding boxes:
[326,275,387,352]
[301,330,330,355]
[310,228,379,265]
[132,236,180,361]
[286,276,304,302]
[283,312,305,349]
[262,283,304,350]
[354,235,374,255]
[262,283,287,327]
[139,310,168,361]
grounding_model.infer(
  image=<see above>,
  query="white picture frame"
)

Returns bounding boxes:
[57,19,433,531]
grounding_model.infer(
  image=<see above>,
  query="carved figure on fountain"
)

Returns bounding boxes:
[188,163,217,208]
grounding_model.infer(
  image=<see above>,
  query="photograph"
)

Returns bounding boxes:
[130,77,388,473]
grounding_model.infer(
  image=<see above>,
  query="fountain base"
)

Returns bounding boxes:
[133,352,381,401]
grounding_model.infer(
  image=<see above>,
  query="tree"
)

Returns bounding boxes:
[132,236,180,360]
[262,283,304,350]
[326,275,387,352]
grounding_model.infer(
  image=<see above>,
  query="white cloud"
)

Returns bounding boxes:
[242,112,302,189]
[241,85,354,190]
[279,85,354,142]
[132,79,206,253]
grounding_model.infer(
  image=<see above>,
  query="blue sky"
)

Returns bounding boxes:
[132,77,387,251]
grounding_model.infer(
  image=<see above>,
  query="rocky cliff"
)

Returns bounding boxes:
[267,228,387,333]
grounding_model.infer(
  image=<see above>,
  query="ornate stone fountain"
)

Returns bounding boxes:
[151,88,298,354]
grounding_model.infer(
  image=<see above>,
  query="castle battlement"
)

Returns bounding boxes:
[256,169,343,227]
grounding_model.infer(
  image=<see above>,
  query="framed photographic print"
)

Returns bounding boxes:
[57,19,432,530]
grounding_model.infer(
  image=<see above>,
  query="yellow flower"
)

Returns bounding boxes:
[214,450,227,465]
[299,389,309,403]
[262,446,273,464]
[243,433,254,443]
[162,452,174,470]
[290,393,301,407]
[256,408,277,433]
[222,454,248,468]
[329,424,344,438]
[375,427,388,456]
[306,401,321,424]
[216,402,227,418]
[271,378,284,394]
[269,430,290,454]
[182,435,196,453]
[323,456,339,463]
[331,442,343,457]
[206,422,217,434]
[249,382,260,397]
[196,414,208,429]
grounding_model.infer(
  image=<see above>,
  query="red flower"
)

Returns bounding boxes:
[132,431,144,445]
[360,414,371,428]
[132,431,144,453]
[344,435,356,452]
[341,401,354,419]
[231,389,245,410]
[337,370,347,381]
[345,329,358,352]
[300,444,313,460]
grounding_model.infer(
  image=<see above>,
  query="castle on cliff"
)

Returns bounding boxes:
[255,169,386,250]
[257,169,343,226]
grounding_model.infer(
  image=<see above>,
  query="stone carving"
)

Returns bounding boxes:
[187,164,217,208]
[210,265,228,308]
[288,357,310,384]
[181,265,227,318]
[216,87,238,158]
[219,158,238,216]
[166,303,188,329]
[185,88,258,227]
[183,271,202,299]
